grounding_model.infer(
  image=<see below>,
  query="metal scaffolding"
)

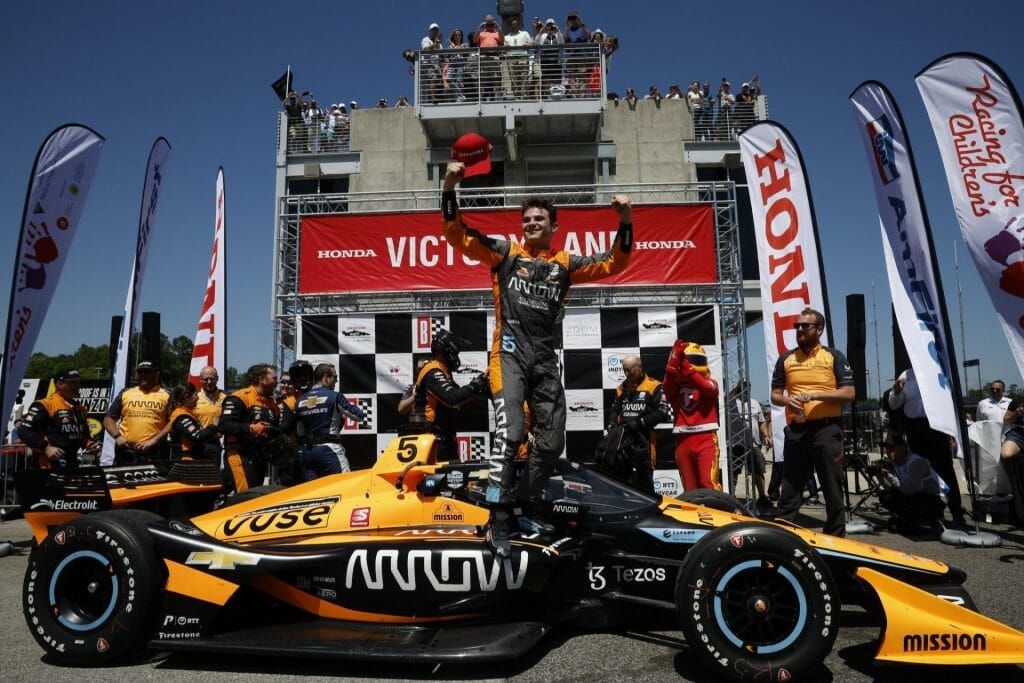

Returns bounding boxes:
[272,181,752,489]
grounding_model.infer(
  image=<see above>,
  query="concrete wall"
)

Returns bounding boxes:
[347,107,431,210]
[601,98,696,185]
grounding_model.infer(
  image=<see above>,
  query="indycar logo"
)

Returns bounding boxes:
[30,498,99,512]
[345,549,528,592]
[432,502,465,522]
[902,633,986,652]
[220,496,339,539]
[186,547,261,570]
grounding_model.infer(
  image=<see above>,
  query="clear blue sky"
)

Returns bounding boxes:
[2,0,1021,402]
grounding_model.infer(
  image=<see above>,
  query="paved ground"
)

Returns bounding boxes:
[2,502,1024,682]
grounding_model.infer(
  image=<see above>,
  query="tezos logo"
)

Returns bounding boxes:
[867,114,900,185]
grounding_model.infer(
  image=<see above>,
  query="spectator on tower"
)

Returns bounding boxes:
[717,79,736,137]
[376,98,389,108]
[503,16,533,99]
[735,76,761,128]
[446,28,469,102]
[667,83,683,99]
[645,85,662,108]
[687,81,708,137]
[395,94,411,107]
[535,18,564,98]
[563,10,590,44]
[475,14,503,101]
[624,87,638,110]
[421,22,444,103]
[531,17,543,39]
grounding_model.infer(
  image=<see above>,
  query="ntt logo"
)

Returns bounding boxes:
[317,249,378,259]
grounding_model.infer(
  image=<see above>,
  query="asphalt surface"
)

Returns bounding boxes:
[2,502,1024,683]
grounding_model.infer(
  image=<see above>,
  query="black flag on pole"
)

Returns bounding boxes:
[271,69,293,100]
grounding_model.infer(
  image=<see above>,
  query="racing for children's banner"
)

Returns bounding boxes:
[916,53,1024,376]
[850,81,963,449]
[104,137,171,465]
[187,167,227,387]
[739,122,832,457]
[298,204,716,293]
[0,124,104,439]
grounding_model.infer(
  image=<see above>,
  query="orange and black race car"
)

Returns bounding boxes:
[16,433,1024,681]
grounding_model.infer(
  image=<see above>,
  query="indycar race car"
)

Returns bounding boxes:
[16,432,1024,681]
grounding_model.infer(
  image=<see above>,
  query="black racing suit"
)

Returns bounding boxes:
[441,190,632,504]
[218,386,281,492]
[606,374,671,493]
[414,359,482,461]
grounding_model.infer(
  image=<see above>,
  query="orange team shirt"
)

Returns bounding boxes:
[771,344,854,422]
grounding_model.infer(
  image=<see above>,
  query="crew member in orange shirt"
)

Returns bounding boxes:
[770,308,855,537]
[103,360,172,465]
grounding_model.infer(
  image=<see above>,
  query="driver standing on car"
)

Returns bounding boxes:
[18,369,98,470]
[441,150,633,556]
[218,363,281,492]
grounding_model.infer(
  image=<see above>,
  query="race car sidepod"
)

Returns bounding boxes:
[857,567,1024,664]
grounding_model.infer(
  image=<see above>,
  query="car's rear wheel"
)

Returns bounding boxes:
[677,488,745,514]
[676,522,838,681]
[22,510,164,664]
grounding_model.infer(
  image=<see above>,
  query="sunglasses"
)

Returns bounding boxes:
[793,322,820,330]
[280,380,292,385]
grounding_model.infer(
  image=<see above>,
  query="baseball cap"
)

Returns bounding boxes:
[545,18,556,26]
[54,369,81,382]
[452,133,492,178]
[136,360,159,372]
[741,82,750,88]
[429,22,439,30]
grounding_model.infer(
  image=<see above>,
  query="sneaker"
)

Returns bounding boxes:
[805,497,822,506]
[486,511,511,558]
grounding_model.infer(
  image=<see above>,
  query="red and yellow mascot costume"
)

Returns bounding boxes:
[663,340,721,491]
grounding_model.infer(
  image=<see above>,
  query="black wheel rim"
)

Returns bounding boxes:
[48,550,119,632]
[711,558,807,654]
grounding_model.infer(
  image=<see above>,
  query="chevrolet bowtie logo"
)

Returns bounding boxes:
[186,548,261,570]
[299,395,329,409]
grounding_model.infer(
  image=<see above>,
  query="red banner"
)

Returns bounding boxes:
[299,204,715,294]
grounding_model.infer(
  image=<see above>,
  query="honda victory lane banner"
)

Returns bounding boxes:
[739,122,832,457]
[917,53,1024,375]
[299,205,715,293]
[1,125,104,436]
[851,82,961,446]
[187,168,227,386]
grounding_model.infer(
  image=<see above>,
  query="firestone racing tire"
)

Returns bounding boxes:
[677,488,745,514]
[676,522,839,682]
[22,510,165,665]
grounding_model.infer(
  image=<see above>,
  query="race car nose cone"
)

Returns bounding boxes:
[753,598,768,614]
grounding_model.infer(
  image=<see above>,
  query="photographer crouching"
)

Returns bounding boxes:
[873,428,949,535]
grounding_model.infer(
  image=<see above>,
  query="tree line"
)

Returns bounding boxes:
[25,336,241,390]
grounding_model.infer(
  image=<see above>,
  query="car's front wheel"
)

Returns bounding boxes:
[676,522,839,681]
[22,510,164,664]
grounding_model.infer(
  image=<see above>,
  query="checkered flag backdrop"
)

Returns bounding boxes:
[297,306,724,486]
